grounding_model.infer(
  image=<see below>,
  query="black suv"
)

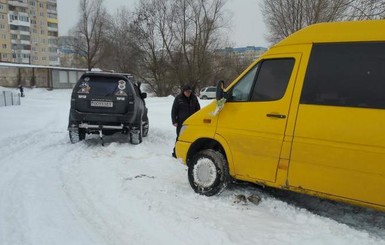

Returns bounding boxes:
[68,72,149,145]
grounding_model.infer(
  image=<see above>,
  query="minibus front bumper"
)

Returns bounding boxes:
[175,140,190,165]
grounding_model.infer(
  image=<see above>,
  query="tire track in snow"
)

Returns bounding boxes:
[0,127,102,245]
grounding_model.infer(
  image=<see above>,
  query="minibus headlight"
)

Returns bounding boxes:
[179,125,187,137]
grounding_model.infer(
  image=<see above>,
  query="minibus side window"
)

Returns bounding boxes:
[229,65,259,101]
[251,59,294,101]
[301,42,385,109]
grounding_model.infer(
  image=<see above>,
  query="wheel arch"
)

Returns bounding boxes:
[186,138,233,175]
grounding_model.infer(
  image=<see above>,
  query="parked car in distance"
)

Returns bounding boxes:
[68,72,149,145]
[199,86,216,99]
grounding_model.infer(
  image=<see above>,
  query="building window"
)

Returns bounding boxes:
[2,44,6,49]
[48,39,57,45]
[0,24,5,29]
[2,54,7,59]
[20,16,29,22]
[20,35,30,41]
[2,34,6,40]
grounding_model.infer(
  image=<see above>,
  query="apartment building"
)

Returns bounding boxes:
[0,0,59,66]
[220,46,268,60]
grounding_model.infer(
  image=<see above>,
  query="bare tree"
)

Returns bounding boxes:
[212,49,254,85]
[129,0,176,96]
[172,0,227,89]
[130,0,228,96]
[348,0,385,20]
[100,7,142,73]
[261,0,353,44]
[261,0,385,45]
[70,0,109,71]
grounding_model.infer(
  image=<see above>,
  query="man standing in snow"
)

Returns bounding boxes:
[18,84,24,97]
[171,84,200,158]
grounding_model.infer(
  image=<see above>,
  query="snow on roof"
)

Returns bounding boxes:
[0,62,88,71]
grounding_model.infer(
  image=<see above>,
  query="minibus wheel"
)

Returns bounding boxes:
[188,149,230,196]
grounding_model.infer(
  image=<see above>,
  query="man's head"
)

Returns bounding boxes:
[182,85,192,97]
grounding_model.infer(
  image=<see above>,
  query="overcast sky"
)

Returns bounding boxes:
[57,0,268,47]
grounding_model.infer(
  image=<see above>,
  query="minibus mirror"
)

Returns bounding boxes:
[216,80,225,100]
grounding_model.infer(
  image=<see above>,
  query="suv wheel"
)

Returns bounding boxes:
[142,120,149,137]
[69,128,86,144]
[130,124,143,145]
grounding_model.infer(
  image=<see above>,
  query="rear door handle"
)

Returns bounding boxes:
[266,113,286,119]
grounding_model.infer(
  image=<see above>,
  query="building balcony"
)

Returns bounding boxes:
[10,39,21,44]
[49,60,60,66]
[20,49,31,54]
[10,30,30,36]
[47,18,58,24]
[8,1,28,8]
[47,9,57,15]
[21,58,30,64]
[48,27,58,32]
[9,19,31,27]
[20,40,31,45]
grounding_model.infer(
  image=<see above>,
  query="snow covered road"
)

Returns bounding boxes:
[0,88,384,245]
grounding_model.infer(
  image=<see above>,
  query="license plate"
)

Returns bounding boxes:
[90,101,113,107]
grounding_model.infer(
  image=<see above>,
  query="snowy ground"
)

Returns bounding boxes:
[0,88,385,245]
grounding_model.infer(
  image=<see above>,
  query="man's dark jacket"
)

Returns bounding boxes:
[171,93,200,129]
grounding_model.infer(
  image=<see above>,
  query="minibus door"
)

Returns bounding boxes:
[216,54,301,183]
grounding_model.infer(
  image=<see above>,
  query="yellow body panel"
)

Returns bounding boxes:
[289,105,385,206]
[176,20,385,211]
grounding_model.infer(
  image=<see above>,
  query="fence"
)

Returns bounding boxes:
[0,91,21,107]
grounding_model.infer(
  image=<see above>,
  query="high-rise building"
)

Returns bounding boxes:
[0,0,59,66]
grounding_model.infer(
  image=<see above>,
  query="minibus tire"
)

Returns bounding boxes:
[188,149,229,196]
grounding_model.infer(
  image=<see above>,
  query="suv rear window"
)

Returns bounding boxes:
[79,76,128,97]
